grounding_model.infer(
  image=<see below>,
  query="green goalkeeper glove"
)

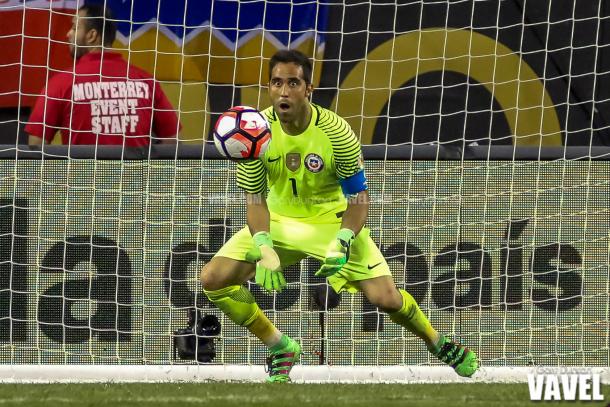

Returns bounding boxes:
[315,228,355,278]
[245,231,286,293]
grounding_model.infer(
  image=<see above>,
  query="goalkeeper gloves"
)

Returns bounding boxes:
[245,231,286,293]
[315,228,355,278]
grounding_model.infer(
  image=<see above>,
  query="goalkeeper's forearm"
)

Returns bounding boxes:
[246,192,270,234]
[341,190,369,235]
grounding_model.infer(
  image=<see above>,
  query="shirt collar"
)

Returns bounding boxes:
[77,51,123,64]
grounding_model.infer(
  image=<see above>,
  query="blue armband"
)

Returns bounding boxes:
[339,170,368,197]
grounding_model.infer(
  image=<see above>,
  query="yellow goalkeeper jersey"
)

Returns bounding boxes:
[236,103,363,220]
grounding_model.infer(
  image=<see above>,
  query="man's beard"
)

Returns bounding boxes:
[69,44,85,59]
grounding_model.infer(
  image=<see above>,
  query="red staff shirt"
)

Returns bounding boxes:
[25,52,181,146]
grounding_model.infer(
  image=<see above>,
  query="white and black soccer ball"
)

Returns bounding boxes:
[213,106,271,160]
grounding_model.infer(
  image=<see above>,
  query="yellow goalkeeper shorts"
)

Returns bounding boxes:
[215,213,391,293]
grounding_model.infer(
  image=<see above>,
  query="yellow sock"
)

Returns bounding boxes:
[204,285,281,347]
[248,309,282,346]
[389,289,440,351]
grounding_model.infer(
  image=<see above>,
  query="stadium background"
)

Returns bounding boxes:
[0,0,609,146]
[0,153,608,367]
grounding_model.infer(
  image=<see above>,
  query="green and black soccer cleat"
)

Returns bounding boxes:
[265,336,301,383]
[433,335,479,377]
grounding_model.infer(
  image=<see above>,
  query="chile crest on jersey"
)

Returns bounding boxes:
[304,153,324,173]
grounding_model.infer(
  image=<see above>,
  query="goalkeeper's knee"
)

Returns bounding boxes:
[204,285,259,327]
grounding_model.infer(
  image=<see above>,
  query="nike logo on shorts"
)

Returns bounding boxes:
[367,262,382,270]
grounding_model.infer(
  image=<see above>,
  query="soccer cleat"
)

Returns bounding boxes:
[265,336,301,383]
[432,335,479,377]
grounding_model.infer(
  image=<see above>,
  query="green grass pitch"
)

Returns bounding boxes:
[0,383,608,407]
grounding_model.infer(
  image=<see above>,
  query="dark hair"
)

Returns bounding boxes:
[269,49,313,85]
[78,4,117,47]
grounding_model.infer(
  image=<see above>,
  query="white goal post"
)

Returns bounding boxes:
[1,366,608,384]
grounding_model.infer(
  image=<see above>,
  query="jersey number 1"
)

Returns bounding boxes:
[289,178,298,196]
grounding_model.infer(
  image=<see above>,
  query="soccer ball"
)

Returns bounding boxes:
[213,106,271,160]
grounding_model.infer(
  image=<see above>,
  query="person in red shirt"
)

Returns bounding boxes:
[25,5,181,146]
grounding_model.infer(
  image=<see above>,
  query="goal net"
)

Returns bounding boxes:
[0,0,609,382]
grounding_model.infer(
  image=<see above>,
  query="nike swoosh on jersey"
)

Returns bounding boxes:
[367,262,382,270]
[267,156,281,162]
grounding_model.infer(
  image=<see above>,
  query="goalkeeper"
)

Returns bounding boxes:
[201,49,478,383]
